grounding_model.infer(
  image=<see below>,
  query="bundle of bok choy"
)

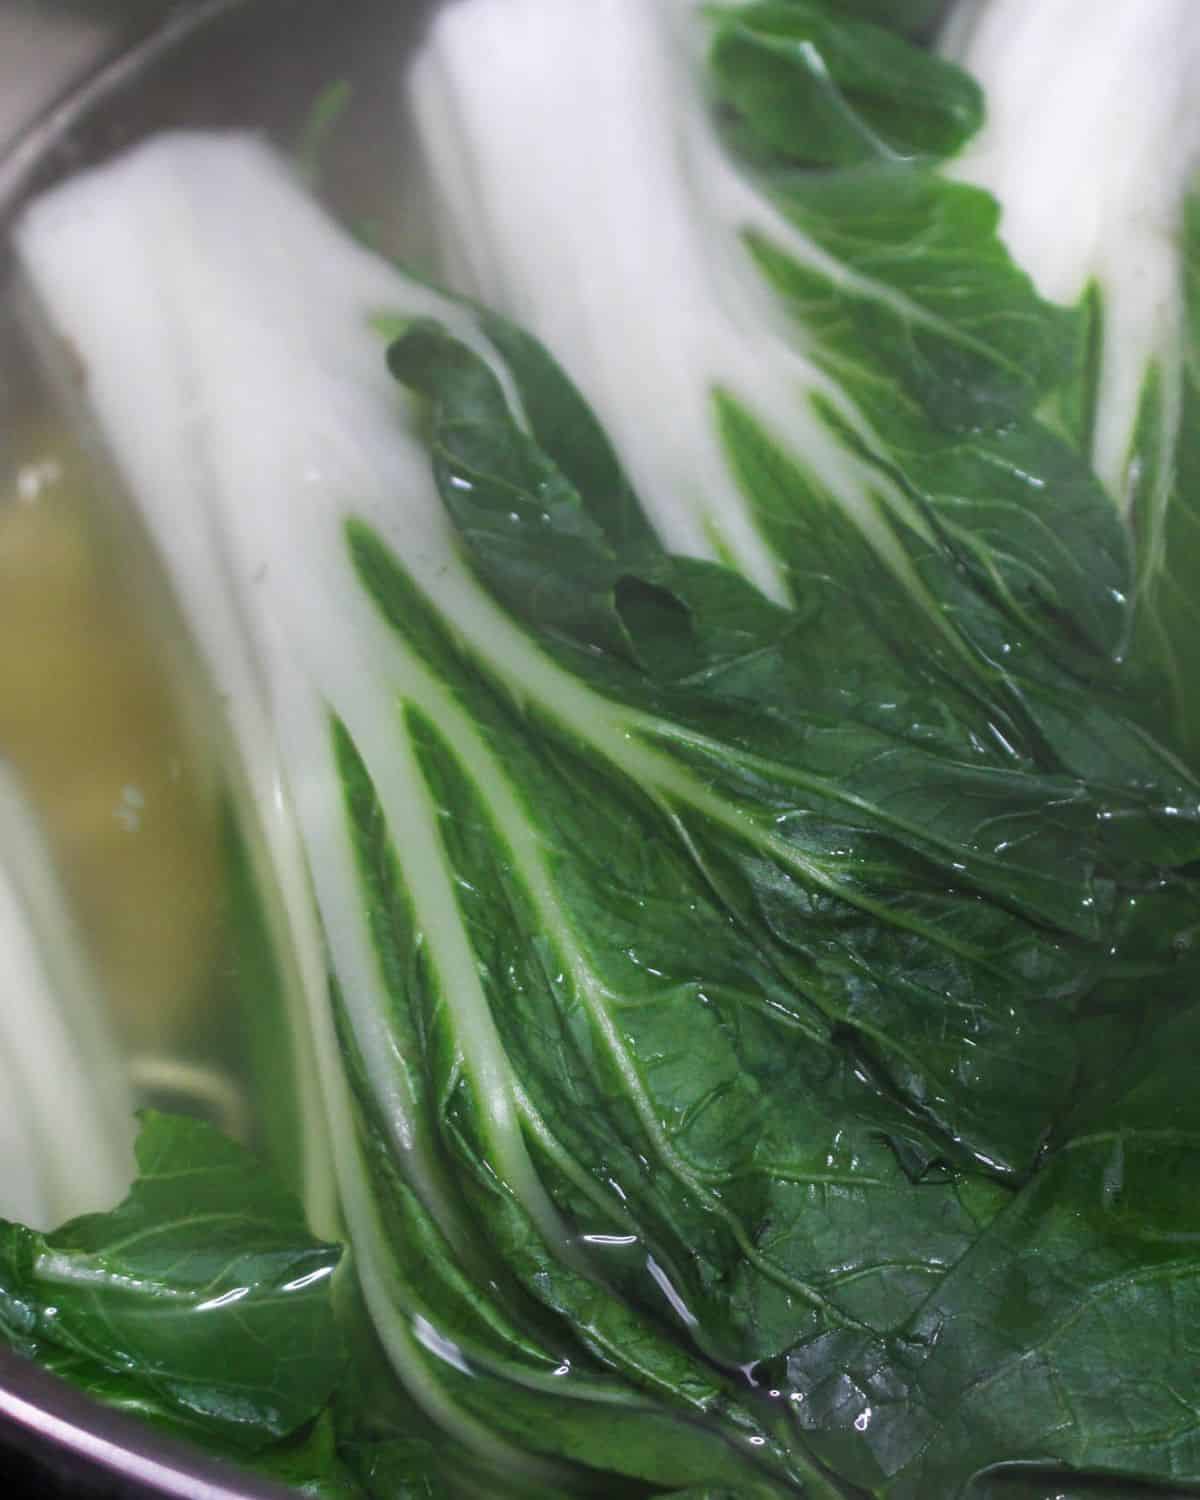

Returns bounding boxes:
[5,1,1200,1495]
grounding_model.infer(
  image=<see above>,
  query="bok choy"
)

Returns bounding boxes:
[6,0,1200,1495]
[942,0,1200,762]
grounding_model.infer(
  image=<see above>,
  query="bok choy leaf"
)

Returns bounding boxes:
[0,1111,345,1452]
[941,0,1200,764]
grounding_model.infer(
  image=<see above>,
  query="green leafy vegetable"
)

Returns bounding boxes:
[830,0,946,38]
[10,1,1200,1496]
[0,1112,346,1452]
[941,0,1200,764]
[408,0,1116,646]
[786,996,1200,1497]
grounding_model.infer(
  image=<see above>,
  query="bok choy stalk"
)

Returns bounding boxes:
[941,0,1200,761]
[942,0,1200,512]
[412,0,1200,771]
[406,0,1082,628]
[0,763,133,1229]
[16,107,1200,1498]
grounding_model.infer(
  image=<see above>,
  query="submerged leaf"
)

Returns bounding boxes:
[787,997,1200,1497]
[0,1113,345,1451]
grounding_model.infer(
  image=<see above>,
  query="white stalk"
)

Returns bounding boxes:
[15,128,565,1272]
[409,0,928,603]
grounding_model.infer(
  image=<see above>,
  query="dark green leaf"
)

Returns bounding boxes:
[0,1112,346,1451]
[710,4,980,166]
[786,1002,1200,1496]
[824,0,946,39]
[379,276,1200,1491]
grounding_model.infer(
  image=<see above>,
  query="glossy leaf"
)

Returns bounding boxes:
[0,1113,346,1451]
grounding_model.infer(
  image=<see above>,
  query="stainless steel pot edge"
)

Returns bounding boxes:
[0,1346,299,1500]
[0,0,248,211]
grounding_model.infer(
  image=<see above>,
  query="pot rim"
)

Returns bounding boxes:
[0,1345,298,1500]
[0,0,246,212]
